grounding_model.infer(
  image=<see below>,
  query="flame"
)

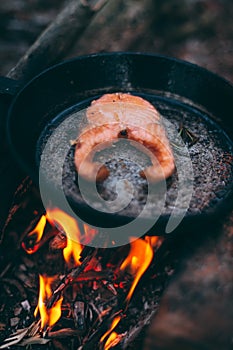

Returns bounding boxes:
[101,236,159,347]
[22,215,46,254]
[104,332,120,350]
[46,208,82,267]
[145,235,160,247]
[120,237,155,304]
[100,315,121,344]
[83,223,97,245]
[22,207,97,264]
[35,275,63,329]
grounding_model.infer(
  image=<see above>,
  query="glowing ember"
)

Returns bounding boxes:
[35,275,63,330]
[100,315,121,345]
[120,237,155,304]
[46,208,83,267]
[22,215,46,254]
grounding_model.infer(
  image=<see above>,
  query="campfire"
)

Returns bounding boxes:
[0,181,173,349]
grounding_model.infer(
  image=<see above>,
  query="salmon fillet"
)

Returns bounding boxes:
[74,93,175,182]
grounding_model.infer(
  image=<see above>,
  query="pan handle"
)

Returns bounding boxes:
[0,76,21,140]
[0,77,24,234]
[0,76,21,100]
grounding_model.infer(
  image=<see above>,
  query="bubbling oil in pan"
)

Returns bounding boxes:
[38,91,233,221]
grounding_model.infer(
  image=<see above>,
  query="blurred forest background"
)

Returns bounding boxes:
[0,0,232,81]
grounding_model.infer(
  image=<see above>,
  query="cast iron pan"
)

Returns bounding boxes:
[2,53,233,238]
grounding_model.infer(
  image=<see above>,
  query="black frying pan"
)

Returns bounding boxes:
[2,52,233,241]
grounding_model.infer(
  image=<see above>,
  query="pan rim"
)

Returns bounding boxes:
[6,52,233,234]
[8,51,233,101]
[7,51,233,174]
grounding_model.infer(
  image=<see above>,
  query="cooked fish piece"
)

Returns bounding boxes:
[74,93,175,182]
[86,92,160,128]
[74,123,121,182]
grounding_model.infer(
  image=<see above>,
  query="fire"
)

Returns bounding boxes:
[104,332,120,350]
[120,236,157,304]
[145,235,160,247]
[22,215,46,254]
[100,315,121,345]
[35,275,63,330]
[46,208,83,267]
[22,208,99,332]
[101,236,159,347]
[23,205,159,344]
[23,207,98,266]
[83,223,98,245]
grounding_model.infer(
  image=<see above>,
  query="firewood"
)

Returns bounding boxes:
[47,250,97,309]
[69,0,155,55]
[7,0,109,83]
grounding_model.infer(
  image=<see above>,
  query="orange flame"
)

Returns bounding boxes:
[120,237,156,304]
[104,332,120,350]
[100,315,121,344]
[46,208,83,267]
[101,236,159,347]
[83,223,98,245]
[35,275,63,329]
[22,215,47,254]
[144,235,160,247]
[22,208,98,263]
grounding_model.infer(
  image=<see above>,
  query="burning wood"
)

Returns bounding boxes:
[21,215,47,254]
[100,315,121,349]
[46,253,96,310]
[0,207,169,349]
[34,275,63,333]
[46,208,83,267]
[119,236,156,307]
[103,331,124,350]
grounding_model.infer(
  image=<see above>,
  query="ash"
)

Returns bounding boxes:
[58,92,233,220]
